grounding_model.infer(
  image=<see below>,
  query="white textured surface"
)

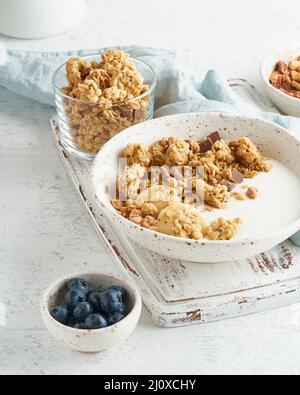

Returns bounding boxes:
[1,0,300,375]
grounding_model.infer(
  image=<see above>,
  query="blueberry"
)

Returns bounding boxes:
[67,278,89,295]
[99,289,123,314]
[74,323,90,330]
[107,312,125,326]
[67,317,80,327]
[109,285,127,299]
[85,314,107,329]
[119,304,127,316]
[51,306,70,325]
[88,291,103,311]
[64,289,86,311]
[73,302,93,322]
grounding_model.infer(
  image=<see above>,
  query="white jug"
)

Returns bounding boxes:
[0,0,87,39]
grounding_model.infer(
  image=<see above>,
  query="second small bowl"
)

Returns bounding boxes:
[41,273,142,353]
[261,43,300,117]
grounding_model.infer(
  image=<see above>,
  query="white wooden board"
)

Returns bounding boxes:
[50,80,300,327]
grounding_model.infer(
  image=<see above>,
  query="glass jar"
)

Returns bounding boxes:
[53,55,157,161]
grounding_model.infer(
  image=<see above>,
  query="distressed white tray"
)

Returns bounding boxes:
[51,79,300,328]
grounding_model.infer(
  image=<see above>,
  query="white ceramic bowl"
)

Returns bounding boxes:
[41,273,142,353]
[92,112,300,263]
[0,0,86,39]
[261,43,300,117]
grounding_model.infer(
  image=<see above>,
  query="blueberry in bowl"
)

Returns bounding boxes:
[64,289,87,311]
[85,314,108,329]
[41,273,142,353]
[109,285,127,298]
[107,312,126,326]
[51,306,70,325]
[67,278,90,295]
[73,302,94,322]
[74,323,90,330]
[87,291,103,311]
[99,288,124,314]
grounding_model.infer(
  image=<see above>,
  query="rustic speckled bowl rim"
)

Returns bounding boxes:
[92,111,300,247]
[52,53,158,106]
[41,272,142,333]
[261,43,300,104]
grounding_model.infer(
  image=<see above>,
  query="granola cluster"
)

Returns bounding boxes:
[59,50,151,154]
[157,202,207,240]
[112,199,158,230]
[112,132,271,241]
[270,57,300,99]
[206,218,242,241]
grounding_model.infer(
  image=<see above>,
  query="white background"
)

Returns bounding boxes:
[1,0,300,375]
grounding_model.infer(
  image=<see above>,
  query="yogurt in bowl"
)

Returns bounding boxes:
[92,112,300,263]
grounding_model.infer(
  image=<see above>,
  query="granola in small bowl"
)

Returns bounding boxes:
[261,45,300,117]
[53,50,157,160]
[270,56,300,99]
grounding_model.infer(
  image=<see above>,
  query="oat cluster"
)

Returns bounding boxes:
[112,199,159,230]
[270,57,300,99]
[60,50,151,154]
[112,132,271,241]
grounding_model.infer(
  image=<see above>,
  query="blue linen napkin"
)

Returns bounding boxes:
[1,43,300,133]
[1,43,300,132]
[1,43,300,244]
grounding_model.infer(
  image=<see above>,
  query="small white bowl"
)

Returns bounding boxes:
[92,112,300,263]
[41,273,142,353]
[261,43,300,117]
